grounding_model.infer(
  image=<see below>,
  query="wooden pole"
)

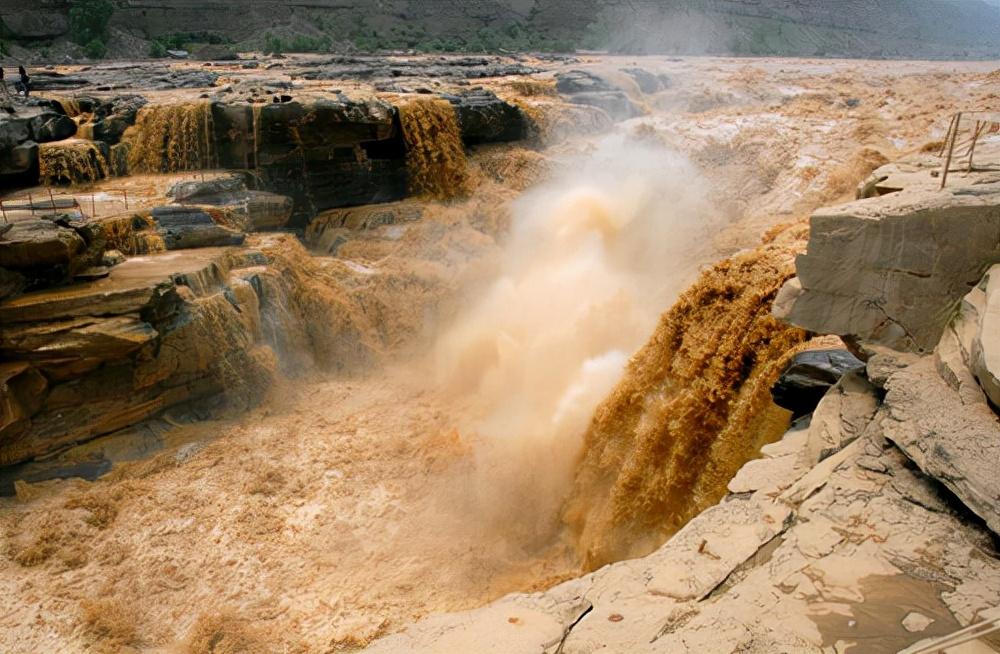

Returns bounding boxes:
[91,193,96,217]
[28,192,34,214]
[967,121,984,173]
[938,113,958,157]
[941,112,961,190]
[48,188,55,211]
[123,189,129,210]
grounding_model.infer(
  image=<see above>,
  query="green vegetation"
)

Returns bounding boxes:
[262,32,332,54]
[148,39,167,58]
[147,31,231,57]
[68,0,114,59]
[264,11,577,54]
[83,37,106,58]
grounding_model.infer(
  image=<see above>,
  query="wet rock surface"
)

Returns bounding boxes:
[555,69,640,120]
[444,88,527,144]
[211,98,408,224]
[150,206,247,249]
[771,348,865,417]
[0,246,287,465]
[166,173,293,231]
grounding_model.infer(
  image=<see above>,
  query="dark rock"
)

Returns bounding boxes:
[28,72,91,91]
[771,349,866,418]
[29,112,77,143]
[567,91,641,120]
[0,117,32,151]
[554,70,641,121]
[556,70,616,94]
[88,95,148,144]
[167,174,247,203]
[214,98,408,225]
[0,141,39,178]
[0,114,38,179]
[166,174,293,231]
[442,89,526,144]
[622,68,671,94]
[0,268,27,301]
[150,206,247,249]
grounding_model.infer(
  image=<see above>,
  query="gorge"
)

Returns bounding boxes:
[1,45,999,654]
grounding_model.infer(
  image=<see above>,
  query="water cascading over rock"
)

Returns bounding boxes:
[124,102,216,174]
[397,98,470,199]
[38,140,109,185]
[564,242,809,570]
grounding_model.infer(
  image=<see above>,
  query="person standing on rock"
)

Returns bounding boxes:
[17,66,30,98]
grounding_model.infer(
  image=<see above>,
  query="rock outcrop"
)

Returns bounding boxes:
[210,98,409,225]
[771,349,865,418]
[166,173,293,231]
[0,241,310,465]
[363,153,1000,653]
[305,200,424,254]
[774,184,1000,353]
[554,70,640,121]
[443,88,527,144]
[149,206,246,250]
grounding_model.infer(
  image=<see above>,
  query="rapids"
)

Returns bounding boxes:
[1,54,977,652]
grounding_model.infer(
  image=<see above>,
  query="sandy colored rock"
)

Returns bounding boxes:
[775,184,1000,353]
[969,264,1000,408]
[882,357,1000,537]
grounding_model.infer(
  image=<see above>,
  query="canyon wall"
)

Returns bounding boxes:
[4,0,1000,59]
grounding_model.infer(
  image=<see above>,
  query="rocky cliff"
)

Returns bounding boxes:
[3,0,1000,60]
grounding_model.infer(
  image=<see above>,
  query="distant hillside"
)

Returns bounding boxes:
[2,0,1000,61]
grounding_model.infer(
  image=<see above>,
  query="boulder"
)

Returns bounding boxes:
[0,141,38,178]
[194,44,239,61]
[554,69,641,120]
[442,89,527,144]
[29,112,77,143]
[150,206,246,250]
[568,91,640,120]
[167,173,247,203]
[622,67,670,94]
[166,174,293,231]
[771,349,866,417]
[775,184,1000,353]
[555,70,617,94]
[88,95,148,145]
[0,219,86,269]
[0,116,32,149]
[798,371,879,464]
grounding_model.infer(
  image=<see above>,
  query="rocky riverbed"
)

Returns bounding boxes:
[1,53,1000,652]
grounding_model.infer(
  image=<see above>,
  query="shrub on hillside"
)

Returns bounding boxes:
[69,0,114,59]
